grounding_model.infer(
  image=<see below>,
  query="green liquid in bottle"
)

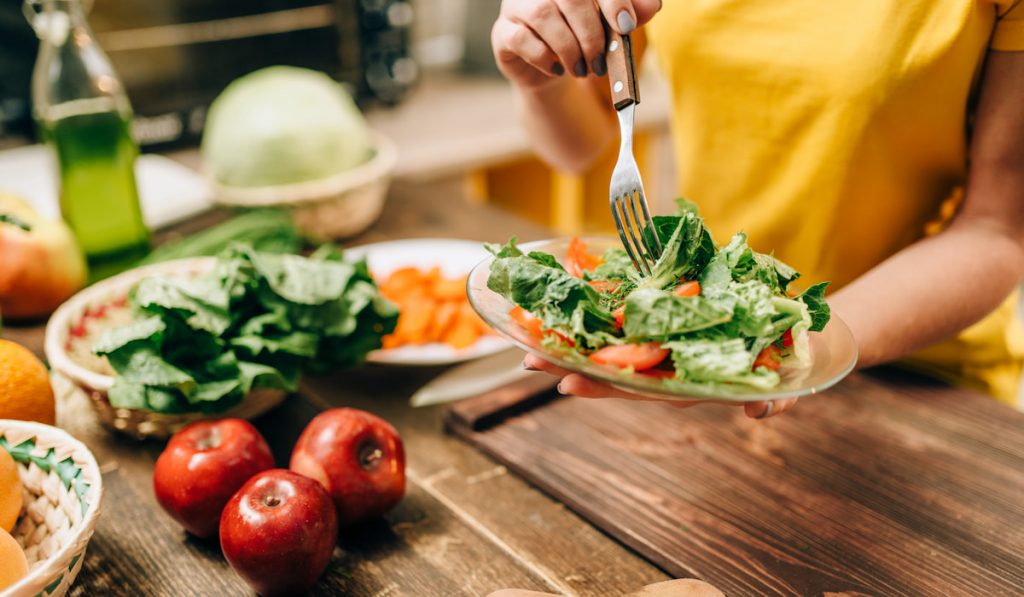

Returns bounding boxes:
[46,99,150,281]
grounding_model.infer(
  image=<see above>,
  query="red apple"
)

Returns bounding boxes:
[220,469,338,596]
[290,408,406,526]
[153,418,274,538]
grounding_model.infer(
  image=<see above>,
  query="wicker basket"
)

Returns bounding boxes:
[0,420,102,597]
[44,258,287,440]
[209,132,397,241]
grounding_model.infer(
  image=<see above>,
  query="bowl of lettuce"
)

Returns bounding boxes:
[45,244,398,438]
[467,206,857,401]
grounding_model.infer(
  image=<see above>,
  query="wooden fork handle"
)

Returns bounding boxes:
[606,29,640,110]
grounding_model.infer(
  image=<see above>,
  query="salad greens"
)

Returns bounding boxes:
[486,200,830,389]
[94,244,398,413]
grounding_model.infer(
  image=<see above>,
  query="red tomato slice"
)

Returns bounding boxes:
[781,328,794,348]
[639,368,676,380]
[566,237,603,278]
[753,345,782,371]
[589,343,670,371]
[509,306,576,346]
[612,306,626,329]
[509,306,543,339]
[589,279,620,294]
[673,281,701,297]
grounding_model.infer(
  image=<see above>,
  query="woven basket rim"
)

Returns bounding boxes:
[44,257,217,394]
[0,419,103,597]
[208,131,397,206]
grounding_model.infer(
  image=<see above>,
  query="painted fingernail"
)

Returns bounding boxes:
[592,55,607,77]
[551,62,565,76]
[574,59,587,77]
[617,10,636,34]
[755,401,775,420]
[523,362,540,371]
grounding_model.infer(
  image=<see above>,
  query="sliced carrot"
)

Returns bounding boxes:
[444,308,482,349]
[426,301,460,342]
[509,306,544,339]
[432,277,467,301]
[380,267,423,297]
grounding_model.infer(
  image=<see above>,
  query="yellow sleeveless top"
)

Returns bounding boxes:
[646,1,1024,406]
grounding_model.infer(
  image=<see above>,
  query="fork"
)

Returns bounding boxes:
[606,29,662,276]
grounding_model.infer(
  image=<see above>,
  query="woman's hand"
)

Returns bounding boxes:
[492,0,662,90]
[523,353,800,419]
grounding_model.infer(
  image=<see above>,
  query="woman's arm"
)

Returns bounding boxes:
[830,51,1024,367]
[491,0,661,172]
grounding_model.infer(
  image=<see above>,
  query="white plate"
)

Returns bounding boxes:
[346,238,511,366]
[0,144,212,229]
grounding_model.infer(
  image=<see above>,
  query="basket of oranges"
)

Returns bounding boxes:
[0,420,102,597]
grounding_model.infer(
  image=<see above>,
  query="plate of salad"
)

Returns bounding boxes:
[467,205,857,402]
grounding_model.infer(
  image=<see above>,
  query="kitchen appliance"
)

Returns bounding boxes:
[0,0,415,148]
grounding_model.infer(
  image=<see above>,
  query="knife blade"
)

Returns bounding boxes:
[410,349,542,407]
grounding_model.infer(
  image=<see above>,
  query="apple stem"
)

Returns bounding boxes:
[359,443,384,469]
[196,427,222,450]
[264,495,282,508]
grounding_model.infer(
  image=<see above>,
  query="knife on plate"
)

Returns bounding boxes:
[410,349,553,407]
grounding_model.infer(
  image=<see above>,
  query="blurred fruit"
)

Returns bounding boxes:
[153,419,274,538]
[0,527,28,591]
[0,448,22,532]
[220,469,337,596]
[290,408,405,525]
[0,193,87,320]
[0,340,56,424]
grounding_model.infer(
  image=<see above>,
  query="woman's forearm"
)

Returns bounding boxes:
[515,79,615,173]
[830,218,1024,369]
[832,51,1024,369]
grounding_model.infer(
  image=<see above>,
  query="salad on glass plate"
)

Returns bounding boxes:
[467,201,857,402]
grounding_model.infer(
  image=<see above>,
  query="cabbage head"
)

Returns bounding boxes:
[202,66,372,187]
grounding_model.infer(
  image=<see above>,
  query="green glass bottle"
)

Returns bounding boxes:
[27,0,150,281]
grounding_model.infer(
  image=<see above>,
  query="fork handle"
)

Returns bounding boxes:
[606,30,639,110]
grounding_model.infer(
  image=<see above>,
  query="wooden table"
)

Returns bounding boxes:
[7,179,1024,595]
[5,179,669,596]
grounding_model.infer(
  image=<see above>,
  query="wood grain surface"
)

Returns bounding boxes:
[449,369,1024,596]
[6,178,670,596]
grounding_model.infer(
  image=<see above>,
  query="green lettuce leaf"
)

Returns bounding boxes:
[796,282,831,332]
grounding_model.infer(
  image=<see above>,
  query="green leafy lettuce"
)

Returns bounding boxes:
[94,244,398,413]
[485,201,832,389]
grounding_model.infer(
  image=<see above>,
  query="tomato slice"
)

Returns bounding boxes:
[781,328,794,348]
[753,345,782,371]
[589,279,620,294]
[566,237,603,278]
[589,343,670,371]
[509,306,576,347]
[611,306,626,329]
[639,368,676,380]
[673,280,701,297]
[509,306,543,339]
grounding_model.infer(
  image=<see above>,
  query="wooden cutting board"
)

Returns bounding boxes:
[446,369,1024,595]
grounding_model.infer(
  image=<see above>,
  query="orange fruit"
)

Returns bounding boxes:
[0,527,28,591]
[0,339,56,424]
[0,448,22,532]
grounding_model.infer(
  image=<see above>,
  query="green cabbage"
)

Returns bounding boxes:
[202,66,372,187]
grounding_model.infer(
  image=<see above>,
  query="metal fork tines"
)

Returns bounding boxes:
[610,103,661,276]
[605,29,661,275]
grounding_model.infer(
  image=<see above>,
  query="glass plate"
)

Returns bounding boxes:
[467,237,858,402]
